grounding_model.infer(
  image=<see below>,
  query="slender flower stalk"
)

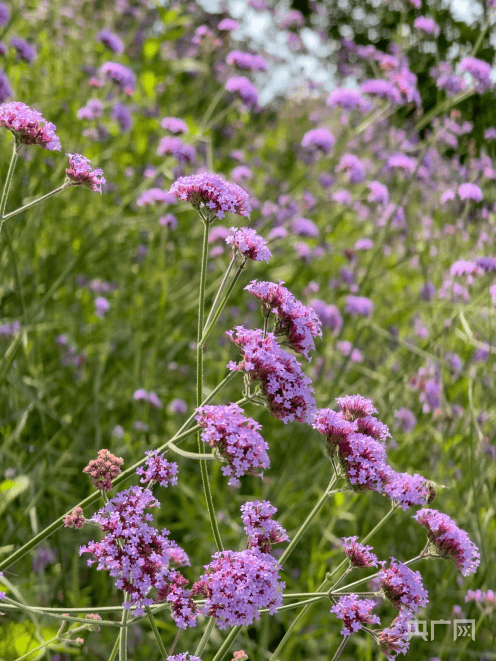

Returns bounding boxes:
[194,615,216,656]
[330,634,349,661]
[203,254,237,332]
[0,140,19,233]
[1,183,71,226]
[119,592,129,661]
[145,606,168,661]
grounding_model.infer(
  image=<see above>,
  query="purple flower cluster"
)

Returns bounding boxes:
[0,320,20,337]
[379,558,429,612]
[378,610,415,659]
[169,173,251,220]
[240,500,289,552]
[133,388,162,408]
[413,16,440,37]
[0,3,9,27]
[309,299,343,333]
[225,76,259,108]
[136,451,178,488]
[10,37,36,63]
[226,227,272,263]
[157,137,196,164]
[360,79,402,104]
[227,326,316,423]
[342,536,378,567]
[100,62,136,91]
[465,589,496,605]
[66,153,106,193]
[167,655,201,661]
[97,30,124,54]
[136,188,176,207]
[80,486,195,622]
[301,127,335,154]
[344,295,374,317]
[226,50,268,72]
[245,280,322,360]
[368,181,390,205]
[0,71,12,104]
[191,548,284,629]
[458,182,483,202]
[327,88,367,111]
[161,117,189,134]
[0,102,61,150]
[460,56,492,92]
[414,509,480,575]
[77,98,104,121]
[331,594,380,637]
[195,403,270,487]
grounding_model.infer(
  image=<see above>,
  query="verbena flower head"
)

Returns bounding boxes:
[309,300,343,332]
[330,594,380,637]
[169,173,251,220]
[0,3,9,27]
[226,227,272,263]
[218,18,240,31]
[414,509,480,575]
[386,153,417,175]
[241,500,289,552]
[225,76,259,108]
[460,56,492,92]
[195,403,270,487]
[368,181,390,205]
[64,506,85,529]
[82,449,124,491]
[157,137,196,164]
[192,548,285,629]
[97,30,124,54]
[379,558,429,612]
[136,450,178,488]
[226,50,268,72]
[301,127,335,154]
[10,37,36,62]
[360,79,402,104]
[227,326,316,424]
[344,295,374,317]
[327,88,366,111]
[339,432,388,492]
[414,16,440,37]
[100,62,136,92]
[161,117,189,134]
[378,610,414,659]
[313,408,356,454]
[81,486,195,622]
[136,188,176,207]
[465,589,496,606]
[167,655,201,661]
[245,280,322,360]
[342,536,378,567]
[383,472,431,510]
[356,415,391,441]
[336,395,378,421]
[458,182,483,202]
[337,154,366,183]
[66,154,106,193]
[0,102,61,150]
[0,71,12,104]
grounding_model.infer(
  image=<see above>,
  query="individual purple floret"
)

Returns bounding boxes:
[458,182,483,202]
[342,536,378,568]
[97,30,124,54]
[383,471,431,510]
[414,509,480,576]
[240,500,289,553]
[226,50,268,72]
[161,117,189,134]
[330,594,380,637]
[337,154,366,183]
[336,395,378,421]
[301,127,335,154]
[378,609,414,659]
[136,450,178,488]
[227,326,316,424]
[169,173,251,220]
[65,153,106,193]
[245,280,322,360]
[344,295,374,317]
[0,102,61,150]
[378,558,429,613]
[82,449,124,492]
[100,62,136,91]
[10,37,36,62]
[196,403,270,487]
[157,136,196,164]
[226,227,272,263]
[191,548,285,629]
[225,76,259,108]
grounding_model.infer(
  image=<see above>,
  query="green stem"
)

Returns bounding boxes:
[471,9,494,56]
[1,183,70,225]
[108,635,120,661]
[203,254,237,333]
[13,635,60,661]
[146,606,168,660]
[211,625,242,661]
[0,371,239,573]
[167,442,216,460]
[413,88,474,134]
[278,476,340,566]
[119,593,129,661]
[199,258,247,348]
[0,139,19,233]
[197,216,223,552]
[330,636,349,661]
[195,616,216,657]
[198,87,228,131]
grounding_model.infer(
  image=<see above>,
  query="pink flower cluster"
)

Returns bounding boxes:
[245,280,322,361]
[0,101,61,150]
[227,326,316,424]
[240,500,289,553]
[195,403,270,487]
[342,536,378,568]
[378,558,429,612]
[136,450,179,488]
[82,448,124,492]
[169,173,251,220]
[226,227,272,262]
[66,153,106,193]
[414,509,480,575]
[331,594,380,637]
